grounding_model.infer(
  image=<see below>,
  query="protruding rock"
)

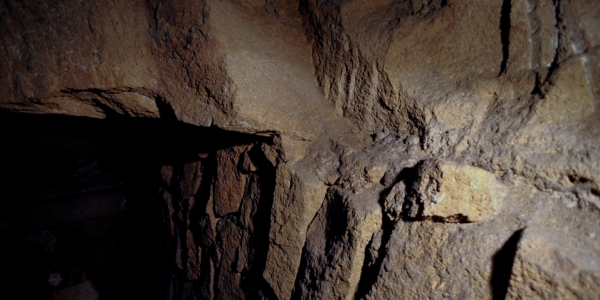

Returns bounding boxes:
[365,165,386,183]
[408,159,505,222]
[384,181,406,222]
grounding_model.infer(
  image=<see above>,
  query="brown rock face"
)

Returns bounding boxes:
[1,0,599,299]
[213,145,250,217]
[0,0,336,137]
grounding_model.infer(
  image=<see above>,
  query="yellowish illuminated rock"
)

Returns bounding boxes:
[411,159,505,222]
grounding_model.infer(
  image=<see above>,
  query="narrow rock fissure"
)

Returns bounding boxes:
[240,146,278,299]
[490,228,525,300]
[547,0,562,81]
[533,0,563,97]
[499,0,511,75]
[353,217,394,299]
[290,195,329,300]
[354,164,416,298]
[290,244,311,300]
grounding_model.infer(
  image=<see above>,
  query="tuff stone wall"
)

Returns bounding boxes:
[1,0,599,299]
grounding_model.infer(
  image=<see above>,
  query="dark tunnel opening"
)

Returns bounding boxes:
[0,112,271,300]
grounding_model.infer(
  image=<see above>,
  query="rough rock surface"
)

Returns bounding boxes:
[405,159,506,222]
[507,226,600,299]
[263,163,327,299]
[0,0,336,138]
[1,0,599,299]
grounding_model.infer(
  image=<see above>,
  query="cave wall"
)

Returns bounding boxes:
[1,0,599,299]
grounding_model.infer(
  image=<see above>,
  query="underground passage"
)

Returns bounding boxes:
[0,0,599,299]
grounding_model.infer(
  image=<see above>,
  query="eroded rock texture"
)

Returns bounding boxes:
[1,0,599,299]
